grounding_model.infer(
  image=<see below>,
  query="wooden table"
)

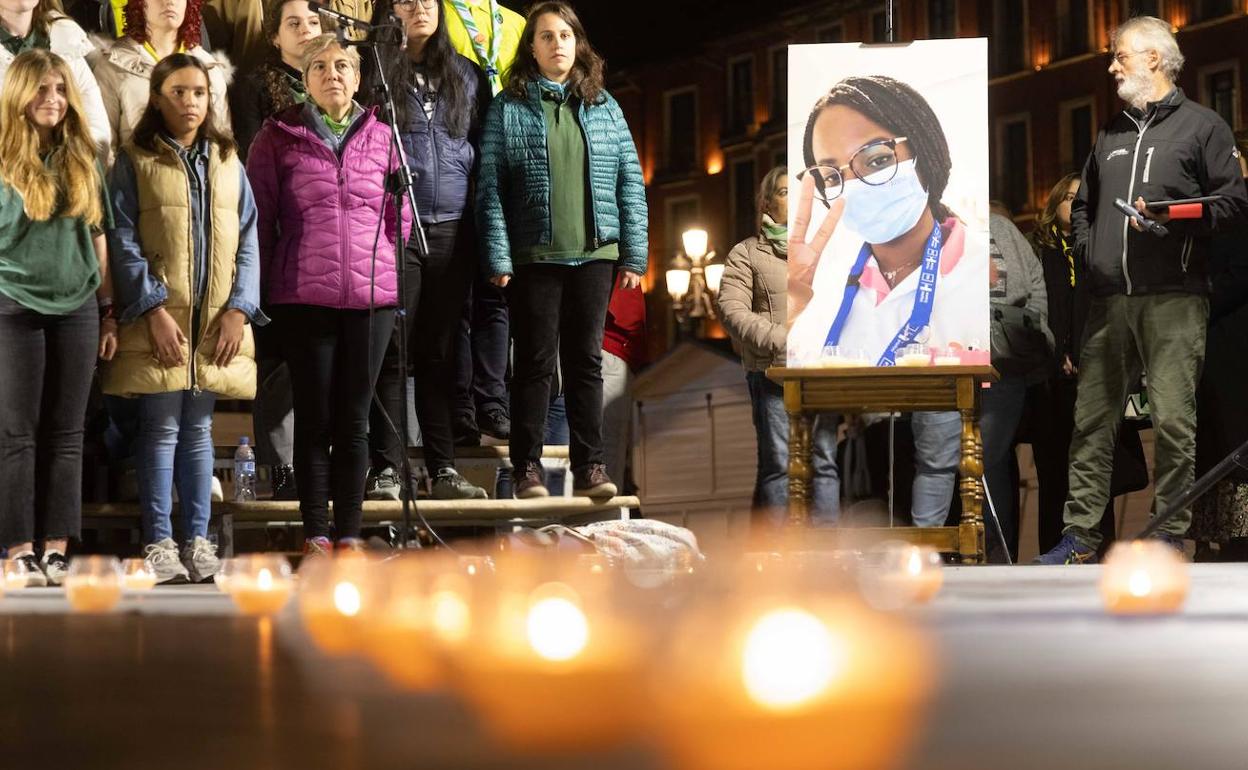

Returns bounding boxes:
[767,365,998,564]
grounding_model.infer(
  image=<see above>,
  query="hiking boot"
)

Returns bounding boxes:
[513,461,549,499]
[271,464,298,501]
[573,463,617,499]
[431,467,488,500]
[365,466,401,502]
[144,538,191,584]
[1032,533,1098,565]
[40,550,69,587]
[181,536,221,583]
[478,408,511,441]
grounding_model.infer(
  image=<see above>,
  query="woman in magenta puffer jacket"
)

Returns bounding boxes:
[246,33,409,554]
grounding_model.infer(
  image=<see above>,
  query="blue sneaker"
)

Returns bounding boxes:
[1033,533,1098,565]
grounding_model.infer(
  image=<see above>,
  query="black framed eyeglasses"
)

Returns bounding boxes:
[393,0,437,8]
[797,136,910,207]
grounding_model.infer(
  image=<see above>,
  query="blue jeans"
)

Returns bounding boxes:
[911,410,961,527]
[135,390,217,544]
[745,371,840,526]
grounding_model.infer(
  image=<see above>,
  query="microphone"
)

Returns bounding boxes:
[307,1,371,29]
[390,11,407,52]
[1113,197,1169,237]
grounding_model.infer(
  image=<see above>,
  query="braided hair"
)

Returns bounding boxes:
[802,75,953,222]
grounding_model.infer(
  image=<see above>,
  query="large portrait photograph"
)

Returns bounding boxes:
[786,39,990,368]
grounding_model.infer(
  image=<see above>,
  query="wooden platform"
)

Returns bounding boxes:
[82,496,641,554]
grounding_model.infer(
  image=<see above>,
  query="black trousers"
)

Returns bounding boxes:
[454,272,510,426]
[271,304,392,540]
[1028,377,1117,553]
[0,295,98,547]
[370,220,475,473]
[508,260,615,472]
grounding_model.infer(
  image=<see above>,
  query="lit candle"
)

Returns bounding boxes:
[121,558,157,591]
[360,555,483,691]
[228,555,295,616]
[298,556,374,655]
[64,556,124,613]
[896,345,931,367]
[655,595,933,770]
[860,544,945,609]
[1100,540,1189,615]
[452,564,647,753]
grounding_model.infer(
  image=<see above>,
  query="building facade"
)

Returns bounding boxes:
[610,0,1248,358]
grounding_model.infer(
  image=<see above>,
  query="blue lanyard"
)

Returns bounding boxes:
[823,221,943,366]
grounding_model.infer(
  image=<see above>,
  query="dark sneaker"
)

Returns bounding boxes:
[478,408,511,441]
[303,536,333,558]
[513,462,550,499]
[1033,533,1098,565]
[431,467,488,500]
[11,552,48,588]
[365,466,401,502]
[40,550,69,587]
[271,464,298,501]
[181,536,221,583]
[144,538,191,584]
[573,463,617,499]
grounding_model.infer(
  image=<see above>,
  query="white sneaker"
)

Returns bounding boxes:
[211,476,224,502]
[40,550,69,587]
[181,536,220,583]
[144,538,190,585]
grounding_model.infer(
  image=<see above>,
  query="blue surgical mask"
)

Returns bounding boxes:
[840,159,931,244]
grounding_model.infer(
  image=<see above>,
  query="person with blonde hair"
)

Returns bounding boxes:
[0,49,116,586]
[0,0,109,147]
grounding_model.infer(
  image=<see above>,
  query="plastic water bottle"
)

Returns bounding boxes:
[234,437,257,502]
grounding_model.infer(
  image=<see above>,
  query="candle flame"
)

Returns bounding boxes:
[1127,569,1153,598]
[257,568,273,591]
[742,608,842,710]
[526,597,589,662]
[466,563,477,576]
[906,549,923,576]
[333,581,362,617]
[431,590,471,643]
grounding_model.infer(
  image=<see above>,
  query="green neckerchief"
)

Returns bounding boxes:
[321,107,353,136]
[761,213,788,257]
[448,0,503,93]
[0,25,49,57]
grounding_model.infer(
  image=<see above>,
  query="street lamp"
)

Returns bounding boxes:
[665,228,720,331]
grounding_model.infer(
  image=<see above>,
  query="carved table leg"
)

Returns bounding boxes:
[957,378,986,564]
[783,369,813,533]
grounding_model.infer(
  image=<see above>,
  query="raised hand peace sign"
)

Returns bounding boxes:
[787,172,845,324]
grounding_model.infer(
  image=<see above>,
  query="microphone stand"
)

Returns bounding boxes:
[371,40,428,549]
[312,3,428,549]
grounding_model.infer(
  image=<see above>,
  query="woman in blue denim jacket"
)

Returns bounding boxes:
[105,54,266,585]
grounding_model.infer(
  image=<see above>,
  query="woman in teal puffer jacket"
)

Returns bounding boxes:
[476,0,647,500]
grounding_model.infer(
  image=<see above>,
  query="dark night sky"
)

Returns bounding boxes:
[526,0,770,69]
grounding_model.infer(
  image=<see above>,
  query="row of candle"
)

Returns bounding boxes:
[808,344,993,369]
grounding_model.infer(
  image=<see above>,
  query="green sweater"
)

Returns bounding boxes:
[0,166,108,315]
[518,92,619,266]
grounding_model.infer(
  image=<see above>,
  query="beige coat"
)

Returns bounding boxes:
[89,37,232,163]
[103,140,256,399]
[717,235,788,372]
